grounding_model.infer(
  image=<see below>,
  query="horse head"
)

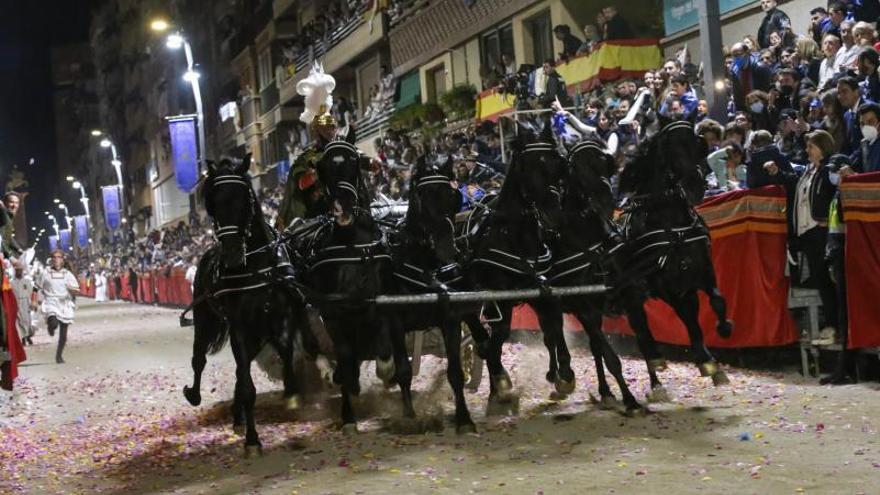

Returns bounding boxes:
[505,115,566,233]
[566,137,616,219]
[203,153,254,270]
[620,120,706,204]
[317,136,367,227]
[409,154,461,264]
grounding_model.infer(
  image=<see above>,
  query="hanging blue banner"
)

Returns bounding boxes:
[74,215,89,248]
[48,235,58,251]
[277,158,291,183]
[168,116,199,193]
[59,229,72,251]
[102,186,121,230]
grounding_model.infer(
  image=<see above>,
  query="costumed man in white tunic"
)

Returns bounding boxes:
[38,250,80,364]
[94,270,108,302]
[11,262,35,346]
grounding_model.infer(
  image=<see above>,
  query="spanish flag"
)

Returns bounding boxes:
[476,39,663,122]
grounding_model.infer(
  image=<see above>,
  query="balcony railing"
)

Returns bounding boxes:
[288,8,369,76]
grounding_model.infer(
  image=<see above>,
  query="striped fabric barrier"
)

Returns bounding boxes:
[841,172,880,349]
[476,39,663,122]
[513,186,800,348]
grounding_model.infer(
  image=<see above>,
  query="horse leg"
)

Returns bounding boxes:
[183,310,213,407]
[442,319,476,433]
[463,312,490,360]
[486,303,516,406]
[534,300,574,397]
[330,322,359,433]
[230,339,261,457]
[577,311,614,405]
[272,336,301,411]
[386,316,416,419]
[670,291,729,386]
[624,296,669,402]
[579,309,644,414]
[704,267,733,338]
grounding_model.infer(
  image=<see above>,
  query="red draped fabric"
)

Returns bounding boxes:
[842,172,880,349]
[512,187,799,348]
[1,274,24,390]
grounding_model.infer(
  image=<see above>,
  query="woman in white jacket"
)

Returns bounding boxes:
[38,251,80,363]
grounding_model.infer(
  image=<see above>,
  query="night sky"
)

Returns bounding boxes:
[0,0,96,238]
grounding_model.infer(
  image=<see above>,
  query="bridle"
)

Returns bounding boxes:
[518,142,562,241]
[209,173,256,246]
[322,141,363,209]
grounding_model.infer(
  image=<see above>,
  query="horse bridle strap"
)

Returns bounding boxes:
[416,175,452,189]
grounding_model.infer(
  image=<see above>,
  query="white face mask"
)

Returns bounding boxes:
[862,124,879,142]
[750,102,765,113]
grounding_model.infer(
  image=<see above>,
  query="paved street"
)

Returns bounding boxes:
[2,298,880,494]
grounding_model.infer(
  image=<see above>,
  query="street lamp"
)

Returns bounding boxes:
[153,22,207,169]
[66,176,74,182]
[57,203,72,229]
[90,129,103,137]
[73,180,91,221]
[47,214,60,237]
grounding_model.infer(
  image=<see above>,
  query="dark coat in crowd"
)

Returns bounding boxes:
[541,70,571,108]
[758,7,791,49]
[748,144,794,189]
[604,15,633,40]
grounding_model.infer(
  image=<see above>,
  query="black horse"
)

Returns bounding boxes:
[386,154,479,433]
[465,119,572,408]
[550,138,644,413]
[616,120,733,394]
[292,139,411,433]
[184,155,304,457]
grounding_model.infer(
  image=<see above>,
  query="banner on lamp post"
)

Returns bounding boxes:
[48,235,58,251]
[59,229,72,251]
[74,215,89,248]
[102,186,121,230]
[168,115,199,193]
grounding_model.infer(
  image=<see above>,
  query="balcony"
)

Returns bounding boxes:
[260,83,280,115]
[279,12,385,105]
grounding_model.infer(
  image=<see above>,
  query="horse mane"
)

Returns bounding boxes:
[618,131,658,195]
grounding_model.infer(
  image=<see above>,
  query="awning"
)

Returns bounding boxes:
[395,71,421,109]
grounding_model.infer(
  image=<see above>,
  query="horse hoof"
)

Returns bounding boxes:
[599,395,619,410]
[712,370,731,386]
[646,386,671,403]
[717,320,734,339]
[341,423,359,436]
[624,403,648,417]
[285,394,301,411]
[698,361,719,378]
[648,358,668,373]
[486,395,520,417]
[376,358,396,383]
[554,377,576,396]
[182,386,201,407]
[244,444,263,458]
[456,422,477,435]
[491,374,514,400]
[233,424,245,436]
[549,390,568,401]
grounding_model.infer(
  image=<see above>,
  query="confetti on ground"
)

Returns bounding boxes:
[1,299,878,494]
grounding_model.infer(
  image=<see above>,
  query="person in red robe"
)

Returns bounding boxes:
[1,262,25,391]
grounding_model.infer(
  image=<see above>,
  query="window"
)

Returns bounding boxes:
[427,65,446,103]
[257,48,274,90]
[524,11,553,64]
[480,24,514,74]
